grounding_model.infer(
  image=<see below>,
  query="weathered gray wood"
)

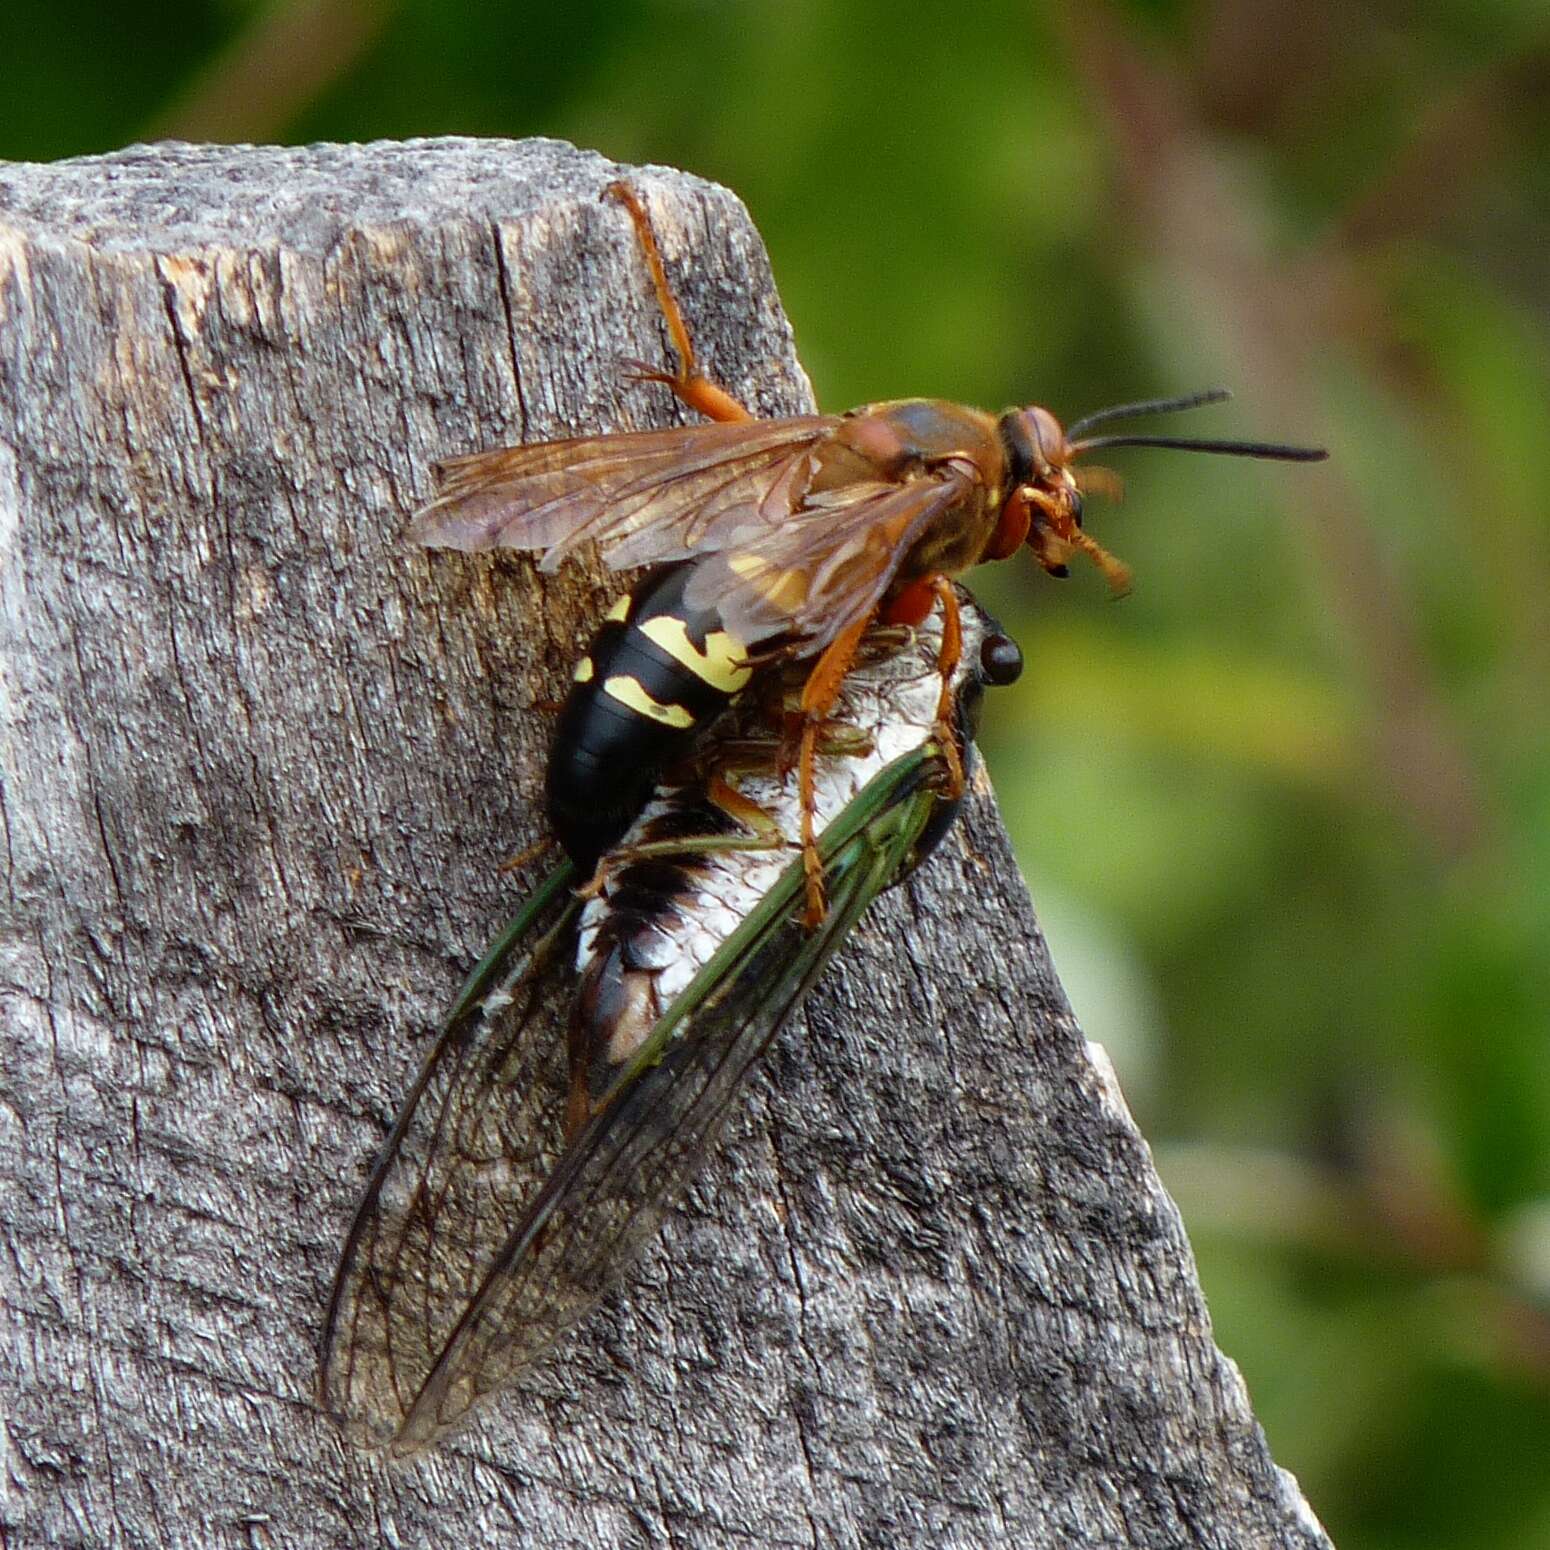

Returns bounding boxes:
[0,139,1331,1549]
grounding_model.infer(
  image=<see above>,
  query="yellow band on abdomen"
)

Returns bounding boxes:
[637,616,752,694]
[602,675,696,728]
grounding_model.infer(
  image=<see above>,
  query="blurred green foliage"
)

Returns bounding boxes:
[4,2,1546,1544]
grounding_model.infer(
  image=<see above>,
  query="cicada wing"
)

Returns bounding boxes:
[389,752,946,1454]
[409,417,837,569]
[319,861,582,1448]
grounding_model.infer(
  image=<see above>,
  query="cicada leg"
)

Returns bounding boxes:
[715,719,877,777]
[810,722,876,760]
[604,181,755,426]
[497,834,558,875]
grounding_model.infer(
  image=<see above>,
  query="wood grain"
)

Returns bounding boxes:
[0,138,1331,1549]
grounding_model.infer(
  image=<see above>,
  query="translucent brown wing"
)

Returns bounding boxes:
[409,417,837,568]
[413,417,984,653]
[683,458,985,651]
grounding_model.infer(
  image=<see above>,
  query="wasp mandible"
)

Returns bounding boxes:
[411,182,1326,922]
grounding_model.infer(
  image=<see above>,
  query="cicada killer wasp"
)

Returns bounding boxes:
[320,590,1022,1452]
[411,181,1326,920]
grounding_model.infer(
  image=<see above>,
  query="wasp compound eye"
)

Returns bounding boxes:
[980,632,1024,687]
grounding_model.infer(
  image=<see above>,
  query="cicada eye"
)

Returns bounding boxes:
[980,633,1024,687]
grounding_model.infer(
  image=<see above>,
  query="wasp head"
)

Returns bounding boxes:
[994,405,1132,594]
[993,388,1328,594]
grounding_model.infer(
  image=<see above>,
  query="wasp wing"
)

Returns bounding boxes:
[410,417,837,568]
[683,458,984,651]
[335,749,943,1454]
[318,860,583,1447]
[412,421,985,652]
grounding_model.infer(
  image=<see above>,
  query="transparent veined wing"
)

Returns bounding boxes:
[319,860,582,1447]
[319,749,948,1454]
[409,417,836,568]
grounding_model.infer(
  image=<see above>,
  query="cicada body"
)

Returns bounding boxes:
[564,590,1022,1135]
[320,591,1021,1453]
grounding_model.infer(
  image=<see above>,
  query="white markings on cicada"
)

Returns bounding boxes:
[576,601,977,1008]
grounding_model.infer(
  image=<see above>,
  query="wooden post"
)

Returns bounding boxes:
[0,139,1331,1549]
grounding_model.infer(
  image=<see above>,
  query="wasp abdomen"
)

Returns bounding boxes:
[546,563,753,870]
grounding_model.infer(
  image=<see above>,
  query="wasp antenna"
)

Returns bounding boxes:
[1068,433,1328,462]
[1065,387,1232,442]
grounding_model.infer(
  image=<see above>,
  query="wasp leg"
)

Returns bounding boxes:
[882,574,964,796]
[927,576,966,799]
[879,576,938,631]
[797,613,874,926]
[705,771,784,843]
[605,181,755,426]
[1026,487,1133,594]
[628,723,874,870]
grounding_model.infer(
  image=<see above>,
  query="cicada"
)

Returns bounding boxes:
[320,590,1023,1452]
[411,182,1326,918]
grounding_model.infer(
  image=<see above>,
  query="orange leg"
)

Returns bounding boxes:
[604,181,755,426]
[705,771,784,843]
[884,576,965,795]
[881,576,937,629]
[926,577,965,799]
[797,613,873,926]
[1026,488,1133,595]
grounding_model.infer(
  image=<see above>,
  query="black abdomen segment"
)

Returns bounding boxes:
[546,563,752,869]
